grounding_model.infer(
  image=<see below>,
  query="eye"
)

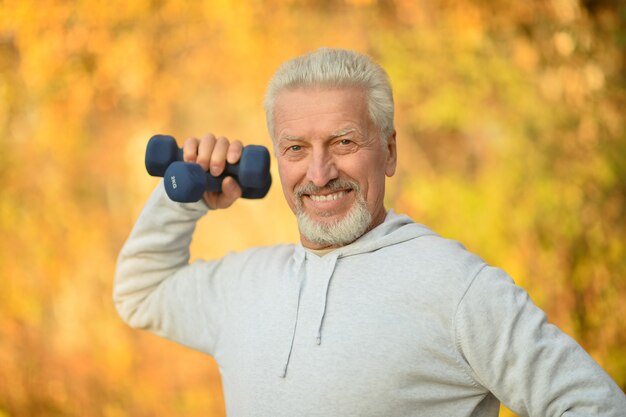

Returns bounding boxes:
[339,139,352,145]
[289,145,302,152]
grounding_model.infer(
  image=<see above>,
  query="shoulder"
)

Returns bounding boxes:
[384,226,489,287]
[378,211,488,278]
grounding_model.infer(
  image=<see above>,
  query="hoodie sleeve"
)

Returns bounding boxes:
[455,265,626,417]
[113,183,223,354]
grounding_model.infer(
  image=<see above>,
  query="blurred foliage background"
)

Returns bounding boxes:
[0,0,624,416]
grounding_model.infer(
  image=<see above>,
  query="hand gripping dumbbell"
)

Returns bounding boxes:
[145,134,272,202]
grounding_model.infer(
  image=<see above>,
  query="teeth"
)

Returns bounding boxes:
[309,191,346,202]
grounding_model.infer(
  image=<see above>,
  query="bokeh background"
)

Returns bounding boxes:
[1,0,625,416]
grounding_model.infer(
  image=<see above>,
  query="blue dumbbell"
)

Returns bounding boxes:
[145,134,271,202]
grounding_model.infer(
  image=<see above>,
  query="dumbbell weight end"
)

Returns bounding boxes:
[145,135,183,177]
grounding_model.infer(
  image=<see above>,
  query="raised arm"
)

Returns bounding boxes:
[113,134,244,352]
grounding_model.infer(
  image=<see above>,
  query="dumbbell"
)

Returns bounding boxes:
[145,134,272,202]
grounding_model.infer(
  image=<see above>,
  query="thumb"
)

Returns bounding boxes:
[217,176,242,208]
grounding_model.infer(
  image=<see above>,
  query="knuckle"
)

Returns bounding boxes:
[201,133,216,142]
[227,140,244,163]
[183,137,199,161]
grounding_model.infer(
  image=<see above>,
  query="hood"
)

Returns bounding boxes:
[331,209,435,258]
[279,210,436,377]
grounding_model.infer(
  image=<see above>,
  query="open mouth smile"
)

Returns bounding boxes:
[294,179,360,214]
[308,191,349,202]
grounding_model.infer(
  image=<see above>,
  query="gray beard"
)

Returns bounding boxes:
[294,179,372,247]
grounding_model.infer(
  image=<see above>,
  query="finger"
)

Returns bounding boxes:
[210,136,230,176]
[197,133,217,172]
[202,177,242,209]
[226,140,244,165]
[182,137,200,163]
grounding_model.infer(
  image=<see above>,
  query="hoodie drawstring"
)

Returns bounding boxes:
[281,277,303,378]
[281,250,340,377]
[280,249,305,378]
[315,253,339,345]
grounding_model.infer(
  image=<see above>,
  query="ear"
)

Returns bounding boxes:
[384,130,397,177]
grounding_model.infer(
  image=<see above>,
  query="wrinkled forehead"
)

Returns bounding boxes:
[272,87,371,138]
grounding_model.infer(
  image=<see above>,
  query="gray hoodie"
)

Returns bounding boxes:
[114,184,626,416]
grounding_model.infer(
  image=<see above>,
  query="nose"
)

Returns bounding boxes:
[306,148,338,187]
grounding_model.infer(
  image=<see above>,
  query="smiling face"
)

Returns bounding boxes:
[273,87,397,249]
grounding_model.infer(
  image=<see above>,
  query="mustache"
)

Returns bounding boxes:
[294,179,360,199]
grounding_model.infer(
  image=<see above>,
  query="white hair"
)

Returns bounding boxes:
[264,48,395,144]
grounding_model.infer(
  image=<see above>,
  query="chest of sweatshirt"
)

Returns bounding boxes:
[209,239,488,411]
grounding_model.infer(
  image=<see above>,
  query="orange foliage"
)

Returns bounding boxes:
[0,1,624,416]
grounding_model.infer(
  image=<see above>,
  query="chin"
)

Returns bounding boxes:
[296,200,372,247]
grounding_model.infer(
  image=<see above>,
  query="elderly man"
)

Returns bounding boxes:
[114,48,626,416]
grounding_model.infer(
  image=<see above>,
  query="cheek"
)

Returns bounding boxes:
[357,162,387,205]
[363,174,385,203]
[277,160,302,209]
[277,160,297,189]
